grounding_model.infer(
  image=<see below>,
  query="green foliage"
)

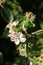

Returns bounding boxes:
[0,0,43,65]
[0,6,14,22]
[13,56,28,65]
[6,0,23,17]
[32,58,38,65]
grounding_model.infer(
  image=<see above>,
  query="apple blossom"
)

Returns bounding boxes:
[8,31,26,45]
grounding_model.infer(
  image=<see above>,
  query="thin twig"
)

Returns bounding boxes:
[25,44,27,57]
[27,29,43,37]
[31,29,43,35]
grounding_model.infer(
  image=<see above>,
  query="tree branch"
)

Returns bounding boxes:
[31,29,43,35]
[27,29,43,37]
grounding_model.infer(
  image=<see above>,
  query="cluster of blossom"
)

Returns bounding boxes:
[25,12,36,22]
[6,12,36,45]
[0,0,5,5]
[6,20,26,45]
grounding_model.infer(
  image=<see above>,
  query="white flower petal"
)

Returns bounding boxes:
[19,32,23,38]
[12,21,18,26]
[20,37,26,42]
[14,39,20,45]
[30,61,33,65]
[9,29,14,33]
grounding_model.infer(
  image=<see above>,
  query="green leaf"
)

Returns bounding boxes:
[28,22,35,28]
[32,58,38,65]
[0,6,14,22]
[20,20,29,27]
[14,27,21,32]
[19,20,35,28]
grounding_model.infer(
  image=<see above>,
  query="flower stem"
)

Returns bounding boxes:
[25,44,27,57]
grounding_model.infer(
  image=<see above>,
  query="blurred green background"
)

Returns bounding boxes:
[0,0,43,65]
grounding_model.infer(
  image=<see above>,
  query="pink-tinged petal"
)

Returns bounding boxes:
[10,37,15,41]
